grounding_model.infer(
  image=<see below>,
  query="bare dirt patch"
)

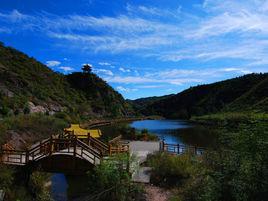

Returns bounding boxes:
[145,185,171,201]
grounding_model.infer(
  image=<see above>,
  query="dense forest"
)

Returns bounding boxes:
[132,73,268,119]
[0,42,133,120]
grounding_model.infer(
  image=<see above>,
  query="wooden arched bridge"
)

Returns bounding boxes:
[0,132,129,173]
[0,129,205,174]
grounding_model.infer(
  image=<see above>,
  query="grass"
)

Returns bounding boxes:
[0,113,68,145]
[191,112,268,126]
[147,152,200,187]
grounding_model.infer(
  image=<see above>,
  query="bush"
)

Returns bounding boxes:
[87,153,144,201]
[0,165,14,191]
[171,123,268,201]
[1,113,68,144]
[28,171,53,201]
[148,152,200,187]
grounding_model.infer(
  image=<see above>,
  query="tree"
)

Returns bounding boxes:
[82,64,92,73]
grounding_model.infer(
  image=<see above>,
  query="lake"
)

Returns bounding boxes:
[51,119,217,200]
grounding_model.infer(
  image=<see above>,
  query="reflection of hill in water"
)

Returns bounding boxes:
[176,126,219,148]
[99,120,218,148]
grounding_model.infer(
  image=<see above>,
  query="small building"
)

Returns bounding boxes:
[65,124,102,138]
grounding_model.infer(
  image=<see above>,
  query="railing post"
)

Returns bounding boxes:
[177,144,180,154]
[73,137,77,157]
[87,133,90,145]
[49,136,53,156]
[109,144,112,155]
[159,141,163,151]
[25,148,29,163]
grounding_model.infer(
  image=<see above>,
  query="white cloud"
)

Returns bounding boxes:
[137,85,165,89]
[58,66,74,71]
[95,69,114,76]
[0,27,11,33]
[1,1,268,69]
[0,9,30,22]
[119,67,131,73]
[98,62,111,66]
[105,66,253,86]
[46,60,61,67]
[116,86,138,93]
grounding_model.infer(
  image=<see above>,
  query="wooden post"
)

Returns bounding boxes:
[109,144,112,155]
[177,144,180,154]
[73,138,77,157]
[25,148,29,164]
[49,136,53,156]
[87,133,90,145]
[159,141,163,151]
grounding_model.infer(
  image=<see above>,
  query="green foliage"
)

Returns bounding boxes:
[191,112,268,126]
[87,154,143,201]
[0,114,68,144]
[0,165,14,191]
[101,124,158,141]
[148,152,199,187]
[170,123,268,201]
[28,172,53,201]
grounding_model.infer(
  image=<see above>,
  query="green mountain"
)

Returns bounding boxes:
[0,42,133,119]
[128,94,174,113]
[133,73,268,119]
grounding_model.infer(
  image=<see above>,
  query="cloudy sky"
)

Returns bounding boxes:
[0,0,267,99]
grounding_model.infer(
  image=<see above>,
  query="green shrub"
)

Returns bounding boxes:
[87,153,143,201]
[0,165,14,191]
[148,152,200,187]
[29,171,53,201]
[171,123,268,201]
[1,114,68,144]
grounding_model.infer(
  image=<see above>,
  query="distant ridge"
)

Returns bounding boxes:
[132,73,268,119]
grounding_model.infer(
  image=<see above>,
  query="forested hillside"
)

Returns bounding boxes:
[0,42,133,119]
[133,73,268,119]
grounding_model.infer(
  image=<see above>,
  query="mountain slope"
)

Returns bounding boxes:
[128,94,174,113]
[133,73,268,119]
[0,42,132,118]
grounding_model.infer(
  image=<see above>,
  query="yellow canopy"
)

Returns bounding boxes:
[65,124,102,138]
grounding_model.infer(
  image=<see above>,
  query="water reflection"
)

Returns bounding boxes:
[101,119,217,147]
[51,173,68,201]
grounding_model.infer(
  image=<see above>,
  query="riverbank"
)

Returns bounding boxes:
[190,112,268,126]
[84,115,164,128]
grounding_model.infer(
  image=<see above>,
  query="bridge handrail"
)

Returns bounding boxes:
[161,142,206,155]
[28,138,50,153]
[76,139,102,159]
[109,144,129,155]
[88,136,108,154]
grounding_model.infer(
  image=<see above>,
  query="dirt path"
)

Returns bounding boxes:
[145,185,171,201]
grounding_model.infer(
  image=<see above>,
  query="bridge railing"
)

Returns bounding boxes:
[0,149,27,165]
[160,141,205,155]
[61,132,129,156]
[87,136,109,156]
[76,139,101,165]
[109,144,129,155]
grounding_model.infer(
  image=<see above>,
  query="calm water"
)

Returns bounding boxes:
[101,119,218,147]
[51,119,217,200]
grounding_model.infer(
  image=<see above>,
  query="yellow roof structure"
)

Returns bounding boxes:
[65,124,102,138]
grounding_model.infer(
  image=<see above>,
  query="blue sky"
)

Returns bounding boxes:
[0,0,267,99]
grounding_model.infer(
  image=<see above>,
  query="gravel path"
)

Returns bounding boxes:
[145,185,171,201]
